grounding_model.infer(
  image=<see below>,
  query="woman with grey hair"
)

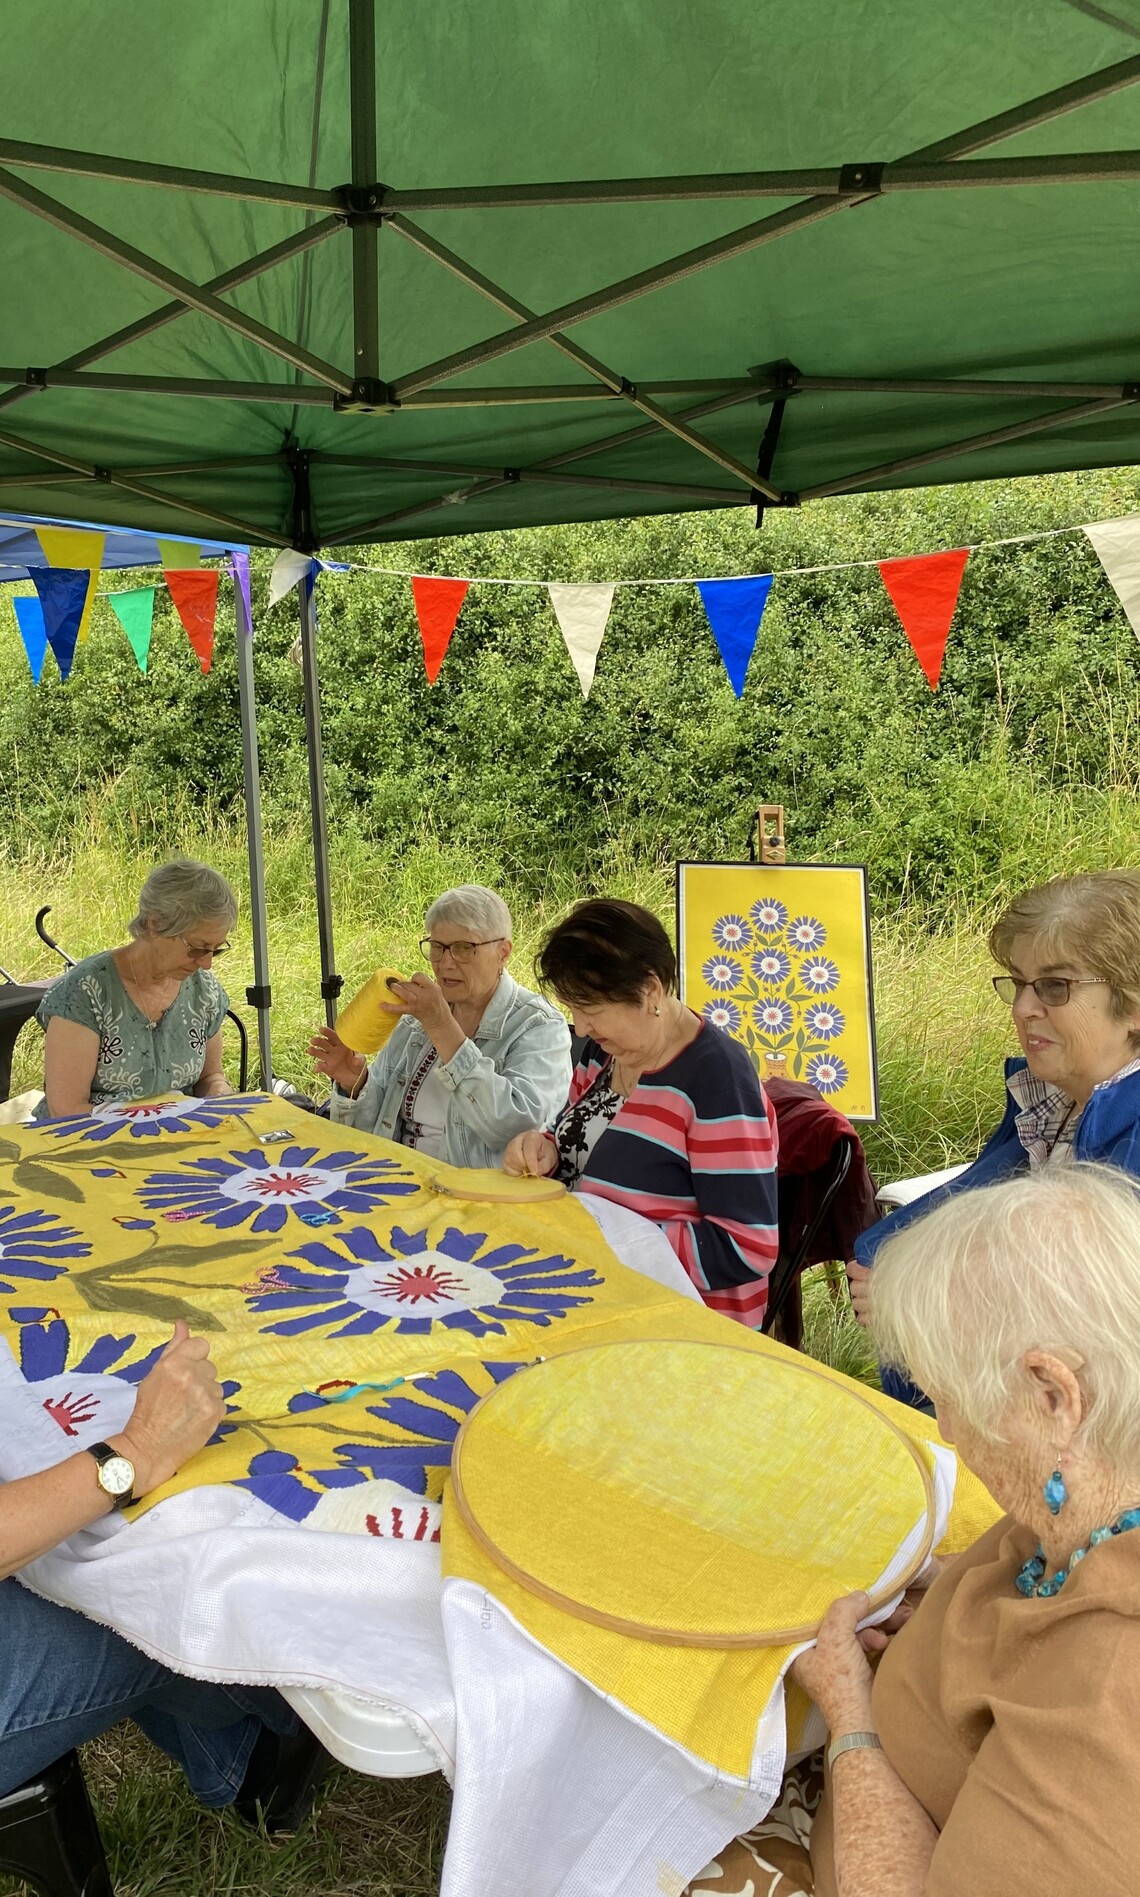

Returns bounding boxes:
[691,1163,1140,1897]
[310,884,571,1167]
[37,857,238,1118]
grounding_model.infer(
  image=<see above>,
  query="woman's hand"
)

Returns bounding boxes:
[503,1130,559,1177]
[112,1321,225,1495]
[792,1591,877,1733]
[847,1259,874,1327]
[384,972,453,1033]
[309,1025,367,1094]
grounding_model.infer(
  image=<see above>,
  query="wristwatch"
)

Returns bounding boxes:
[86,1441,136,1510]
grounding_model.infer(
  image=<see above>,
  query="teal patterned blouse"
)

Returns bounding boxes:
[34,951,228,1116]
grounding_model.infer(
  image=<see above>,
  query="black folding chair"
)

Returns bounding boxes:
[763,1134,855,1349]
[0,1750,113,1897]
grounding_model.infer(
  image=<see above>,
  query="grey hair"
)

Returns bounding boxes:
[424,885,512,941]
[129,857,239,940]
[871,1162,1140,1473]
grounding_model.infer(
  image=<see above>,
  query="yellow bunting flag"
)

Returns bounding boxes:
[157,539,200,569]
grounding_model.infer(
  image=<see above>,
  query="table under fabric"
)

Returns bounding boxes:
[0,1093,998,1896]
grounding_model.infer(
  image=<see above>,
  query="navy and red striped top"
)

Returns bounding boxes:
[552,1021,779,1327]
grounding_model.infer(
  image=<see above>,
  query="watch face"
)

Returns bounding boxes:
[98,1454,135,1497]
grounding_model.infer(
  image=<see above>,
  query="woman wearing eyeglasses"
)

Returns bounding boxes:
[848,868,1140,1408]
[35,857,238,1120]
[310,885,571,1168]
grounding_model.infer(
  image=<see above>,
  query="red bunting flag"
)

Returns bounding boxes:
[411,575,469,683]
[877,548,969,690]
[166,569,219,674]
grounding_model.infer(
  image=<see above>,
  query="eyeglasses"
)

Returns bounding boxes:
[992,975,1108,1007]
[419,936,504,964]
[178,935,231,960]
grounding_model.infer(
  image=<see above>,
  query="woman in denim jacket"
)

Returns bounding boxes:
[310,885,571,1169]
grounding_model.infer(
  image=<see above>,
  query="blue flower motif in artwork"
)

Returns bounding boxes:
[7,1305,167,1425]
[246,1223,602,1340]
[711,913,753,952]
[0,1206,91,1293]
[137,1143,419,1235]
[754,998,794,1035]
[804,1002,846,1042]
[750,897,788,936]
[799,957,841,995]
[234,1363,528,1517]
[751,949,792,986]
[702,955,743,992]
[806,1053,850,1096]
[787,915,827,952]
[39,1095,265,1142]
[702,998,742,1034]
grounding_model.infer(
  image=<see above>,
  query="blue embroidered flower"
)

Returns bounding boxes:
[749,897,788,936]
[804,1002,846,1042]
[138,1143,419,1235]
[712,913,753,952]
[40,1095,265,1143]
[754,999,794,1035]
[800,957,841,995]
[751,949,792,986]
[246,1224,602,1340]
[7,1305,168,1428]
[702,999,742,1034]
[788,915,827,951]
[806,1053,850,1096]
[0,1206,91,1293]
[701,955,743,992]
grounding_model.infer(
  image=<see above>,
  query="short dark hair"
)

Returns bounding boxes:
[536,899,676,1005]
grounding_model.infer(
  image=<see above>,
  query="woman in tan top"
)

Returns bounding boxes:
[688,1162,1140,1897]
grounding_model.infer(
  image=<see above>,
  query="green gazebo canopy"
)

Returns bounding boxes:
[4,0,1140,550]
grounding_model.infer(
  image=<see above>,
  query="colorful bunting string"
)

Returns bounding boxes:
[107,587,156,675]
[165,569,219,674]
[35,525,104,645]
[411,575,470,684]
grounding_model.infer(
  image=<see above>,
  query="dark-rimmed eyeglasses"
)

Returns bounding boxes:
[178,935,231,960]
[992,975,1108,1007]
[419,936,505,965]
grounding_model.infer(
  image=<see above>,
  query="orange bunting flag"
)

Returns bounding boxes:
[411,575,469,683]
[877,548,969,690]
[166,569,219,674]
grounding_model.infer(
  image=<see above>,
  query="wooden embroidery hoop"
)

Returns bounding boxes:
[451,1339,937,1649]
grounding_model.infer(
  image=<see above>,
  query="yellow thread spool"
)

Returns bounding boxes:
[336,967,406,1056]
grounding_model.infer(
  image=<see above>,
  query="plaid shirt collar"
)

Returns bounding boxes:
[1008,1056,1140,1169]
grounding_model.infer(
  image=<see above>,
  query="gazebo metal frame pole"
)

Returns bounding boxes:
[296,566,341,1027]
[233,563,274,1089]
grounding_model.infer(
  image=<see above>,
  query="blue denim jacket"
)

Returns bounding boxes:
[856,1056,1140,1406]
[327,969,572,1169]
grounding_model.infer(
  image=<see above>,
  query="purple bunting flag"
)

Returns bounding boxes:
[696,574,775,698]
[30,567,91,681]
[12,595,48,683]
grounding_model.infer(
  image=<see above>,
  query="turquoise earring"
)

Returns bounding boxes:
[1043,1467,1068,1516]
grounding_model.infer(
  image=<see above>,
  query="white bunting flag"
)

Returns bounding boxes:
[268,547,316,608]
[1084,516,1140,643]
[547,583,616,697]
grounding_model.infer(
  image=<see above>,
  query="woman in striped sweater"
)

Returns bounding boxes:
[503,900,779,1326]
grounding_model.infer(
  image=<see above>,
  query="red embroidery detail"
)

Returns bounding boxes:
[43,1390,99,1436]
[248,1170,323,1199]
[371,1261,467,1305]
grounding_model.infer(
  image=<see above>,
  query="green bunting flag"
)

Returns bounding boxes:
[108,587,156,674]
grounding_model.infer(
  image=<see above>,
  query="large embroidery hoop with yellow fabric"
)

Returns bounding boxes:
[451,1339,937,1648]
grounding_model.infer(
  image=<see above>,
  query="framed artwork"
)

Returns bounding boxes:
[676,862,879,1121]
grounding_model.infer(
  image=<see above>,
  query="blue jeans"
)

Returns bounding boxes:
[0,1578,295,1804]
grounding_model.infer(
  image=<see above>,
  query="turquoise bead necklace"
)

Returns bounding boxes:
[1015,1505,1140,1598]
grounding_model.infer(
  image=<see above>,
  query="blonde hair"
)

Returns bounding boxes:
[989,870,1140,1048]
[129,857,239,939]
[872,1163,1140,1473]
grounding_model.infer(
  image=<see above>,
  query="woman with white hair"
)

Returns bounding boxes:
[37,858,238,1118]
[310,884,571,1167]
[689,1162,1140,1897]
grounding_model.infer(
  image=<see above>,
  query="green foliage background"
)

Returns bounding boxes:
[4,467,1140,917]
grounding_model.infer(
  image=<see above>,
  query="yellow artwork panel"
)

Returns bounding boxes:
[677,863,878,1120]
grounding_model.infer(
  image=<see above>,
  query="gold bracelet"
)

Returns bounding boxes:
[827,1730,882,1769]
